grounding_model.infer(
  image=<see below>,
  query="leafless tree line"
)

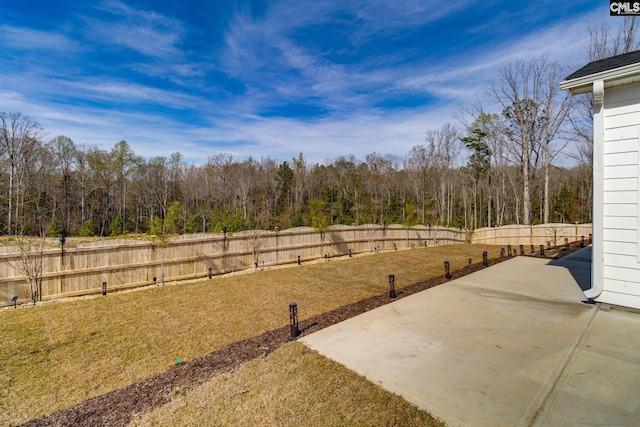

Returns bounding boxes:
[0,117,591,238]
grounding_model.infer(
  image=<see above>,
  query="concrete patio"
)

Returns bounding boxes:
[301,248,640,426]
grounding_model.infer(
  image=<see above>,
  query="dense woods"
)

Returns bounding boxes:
[0,113,592,237]
[1,18,637,238]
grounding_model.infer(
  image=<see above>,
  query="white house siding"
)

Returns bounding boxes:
[601,81,640,309]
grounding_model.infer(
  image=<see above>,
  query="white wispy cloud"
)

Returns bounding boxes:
[87,0,185,59]
[58,78,204,109]
[0,25,81,52]
[198,103,459,163]
[346,0,480,44]
[395,8,601,105]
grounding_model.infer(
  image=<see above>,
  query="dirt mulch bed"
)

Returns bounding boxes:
[21,246,585,427]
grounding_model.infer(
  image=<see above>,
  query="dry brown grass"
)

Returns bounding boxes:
[129,342,445,427]
[0,244,502,425]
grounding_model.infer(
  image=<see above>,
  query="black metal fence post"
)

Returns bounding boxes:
[519,244,524,256]
[389,274,396,298]
[580,236,585,248]
[102,281,107,296]
[482,251,488,267]
[539,245,545,256]
[289,302,299,339]
[444,261,451,279]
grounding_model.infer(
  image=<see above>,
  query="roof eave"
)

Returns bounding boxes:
[560,62,640,94]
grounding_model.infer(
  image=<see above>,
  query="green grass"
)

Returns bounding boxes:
[0,244,502,425]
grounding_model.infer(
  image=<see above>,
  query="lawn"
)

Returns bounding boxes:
[129,342,443,427]
[0,244,502,425]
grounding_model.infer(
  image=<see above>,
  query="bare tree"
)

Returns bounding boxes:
[86,147,115,236]
[365,152,395,224]
[490,57,571,224]
[538,62,573,223]
[426,123,460,225]
[47,136,77,232]
[406,145,434,224]
[17,235,47,302]
[291,152,308,220]
[74,144,91,230]
[2,232,48,303]
[231,159,258,224]
[587,17,639,61]
[246,228,264,268]
[0,112,44,235]
[110,140,142,232]
[365,223,381,252]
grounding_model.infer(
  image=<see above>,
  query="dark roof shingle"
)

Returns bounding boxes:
[565,50,640,81]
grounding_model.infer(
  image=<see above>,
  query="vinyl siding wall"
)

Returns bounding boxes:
[602,81,640,309]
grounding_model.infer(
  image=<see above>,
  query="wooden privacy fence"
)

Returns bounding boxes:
[0,224,463,304]
[0,223,592,305]
[472,223,592,246]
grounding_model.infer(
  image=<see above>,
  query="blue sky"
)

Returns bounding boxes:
[0,0,606,164]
